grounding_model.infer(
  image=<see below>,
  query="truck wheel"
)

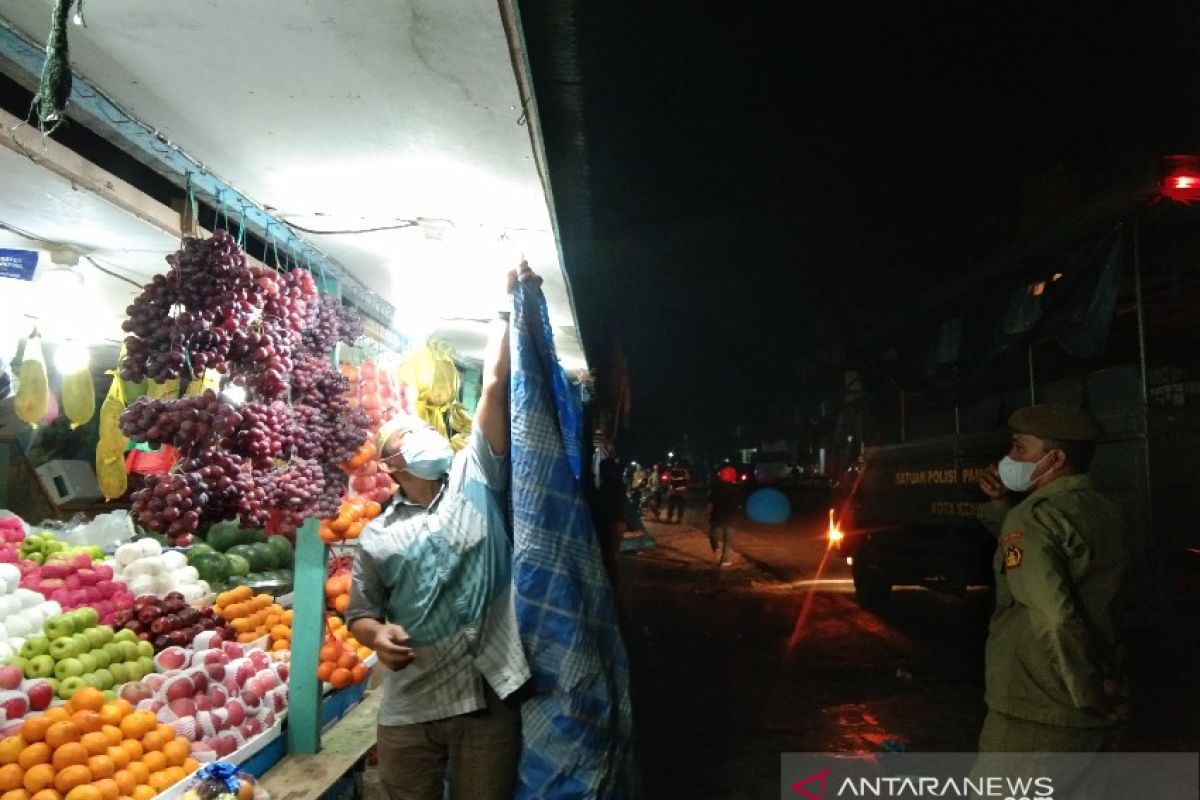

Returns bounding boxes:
[853,565,893,611]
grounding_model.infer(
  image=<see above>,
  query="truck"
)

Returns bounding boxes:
[830,195,1200,617]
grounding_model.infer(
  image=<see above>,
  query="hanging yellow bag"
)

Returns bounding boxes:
[14,333,49,425]
[62,367,95,427]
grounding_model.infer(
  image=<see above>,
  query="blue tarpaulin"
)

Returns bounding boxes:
[510,282,635,799]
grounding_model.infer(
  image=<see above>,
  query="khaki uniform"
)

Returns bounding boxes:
[976,474,1128,750]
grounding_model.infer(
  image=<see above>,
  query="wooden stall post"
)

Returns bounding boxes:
[287,517,327,754]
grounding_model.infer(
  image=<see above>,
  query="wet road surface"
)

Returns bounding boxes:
[618,504,1199,799]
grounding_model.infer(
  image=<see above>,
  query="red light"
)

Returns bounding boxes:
[661,473,670,481]
[1159,155,1200,203]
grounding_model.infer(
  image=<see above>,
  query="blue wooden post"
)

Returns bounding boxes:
[287,516,326,754]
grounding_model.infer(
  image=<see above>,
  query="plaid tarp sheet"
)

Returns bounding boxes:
[510,282,635,799]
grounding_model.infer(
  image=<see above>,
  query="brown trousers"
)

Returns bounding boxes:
[376,684,521,800]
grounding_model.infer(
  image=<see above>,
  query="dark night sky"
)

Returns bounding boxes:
[540,3,1200,461]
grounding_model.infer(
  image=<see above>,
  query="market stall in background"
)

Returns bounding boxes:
[0,1,588,798]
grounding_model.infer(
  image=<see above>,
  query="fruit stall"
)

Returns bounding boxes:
[0,1,591,799]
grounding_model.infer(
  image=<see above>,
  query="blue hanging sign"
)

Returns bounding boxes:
[0,249,38,281]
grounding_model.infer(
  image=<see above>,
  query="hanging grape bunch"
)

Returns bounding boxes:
[117,230,370,544]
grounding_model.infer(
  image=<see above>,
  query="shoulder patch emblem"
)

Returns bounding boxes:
[1004,544,1023,570]
[999,531,1025,545]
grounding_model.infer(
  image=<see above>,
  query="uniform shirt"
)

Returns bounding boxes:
[668,467,689,495]
[346,428,531,726]
[976,474,1128,728]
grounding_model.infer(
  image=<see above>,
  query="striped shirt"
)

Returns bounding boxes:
[346,428,530,726]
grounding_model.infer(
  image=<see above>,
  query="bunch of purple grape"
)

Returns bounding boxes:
[268,458,327,534]
[119,389,226,454]
[130,471,208,540]
[221,399,293,468]
[120,231,263,382]
[301,294,341,355]
[336,302,364,344]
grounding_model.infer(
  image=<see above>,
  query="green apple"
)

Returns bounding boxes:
[103,689,116,701]
[124,661,144,682]
[43,614,76,639]
[136,656,154,677]
[54,657,84,680]
[19,635,50,659]
[48,637,80,660]
[26,654,55,679]
[95,625,114,645]
[57,675,86,699]
[47,677,60,694]
[89,648,111,670]
[108,662,130,684]
[135,641,154,659]
[113,629,137,645]
[72,633,91,654]
[118,641,139,662]
[72,607,99,630]
[103,643,124,664]
[83,672,105,690]
[8,656,29,675]
[84,627,107,650]
[77,652,98,674]
[94,668,114,690]
[86,546,105,560]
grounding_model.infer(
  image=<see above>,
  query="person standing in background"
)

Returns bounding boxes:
[706,465,742,566]
[665,460,691,523]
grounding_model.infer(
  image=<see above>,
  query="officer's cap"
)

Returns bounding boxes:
[1008,405,1102,442]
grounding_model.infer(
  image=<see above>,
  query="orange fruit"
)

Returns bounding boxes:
[103,749,128,772]
[62,786,100,800]
[122,764,147,788]
[17,744,50,771]
[151,727,173,745]
[336,651,357,670]
[329,668,352,688]
[139,753,165,775]
[181,759,198,775]
[164,768,186,786]
[117,714,154,743]
[91,779,118,800]
[351,663,368,684]
[44,723,80,751]
[272,640,290,653]
[130,785,155,800]
[21,765,55,794]
[0,765,24,793]
[316,662,334,682]
[282,609,293,625]
[52,764,92,794]
[160,742,187,770]
[29,790,61,800]
[18,721,50,747]
[2,788,31,800]
[270,625,290,640]
[96,706,122,730]
[41,710,68,725]
[68,713,101,737]
[318,645,339,663]
[0,738,24,767]
[67,689,105,715]
[98,729,121,751]
[138,733,166,755]
[146,773,173,794]
[333,595,349,614]
[105,701,132,720]
[79,734,109,758]
[110,772,135,798]
[117,743,142,767]
[51,743,88,773]
[356,646,372,660]
[86,755,115,780]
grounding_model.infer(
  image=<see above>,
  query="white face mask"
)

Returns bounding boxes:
[997,453,1051,492]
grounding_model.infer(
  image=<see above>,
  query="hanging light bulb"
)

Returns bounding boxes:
[54,340,90,374]
[36,262,88,342]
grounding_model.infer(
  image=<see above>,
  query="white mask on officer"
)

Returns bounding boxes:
[997,453,1051,493]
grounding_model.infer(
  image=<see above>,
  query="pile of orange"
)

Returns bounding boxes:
[318,496,381,544]
[267,611,294,655]
[327,616,371,662]
[213,587,287,644]
[323,573,352,615]
[0,687,199,800]
[316,619,369,690]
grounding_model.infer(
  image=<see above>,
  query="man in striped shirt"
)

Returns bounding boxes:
[347,265,539,800]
